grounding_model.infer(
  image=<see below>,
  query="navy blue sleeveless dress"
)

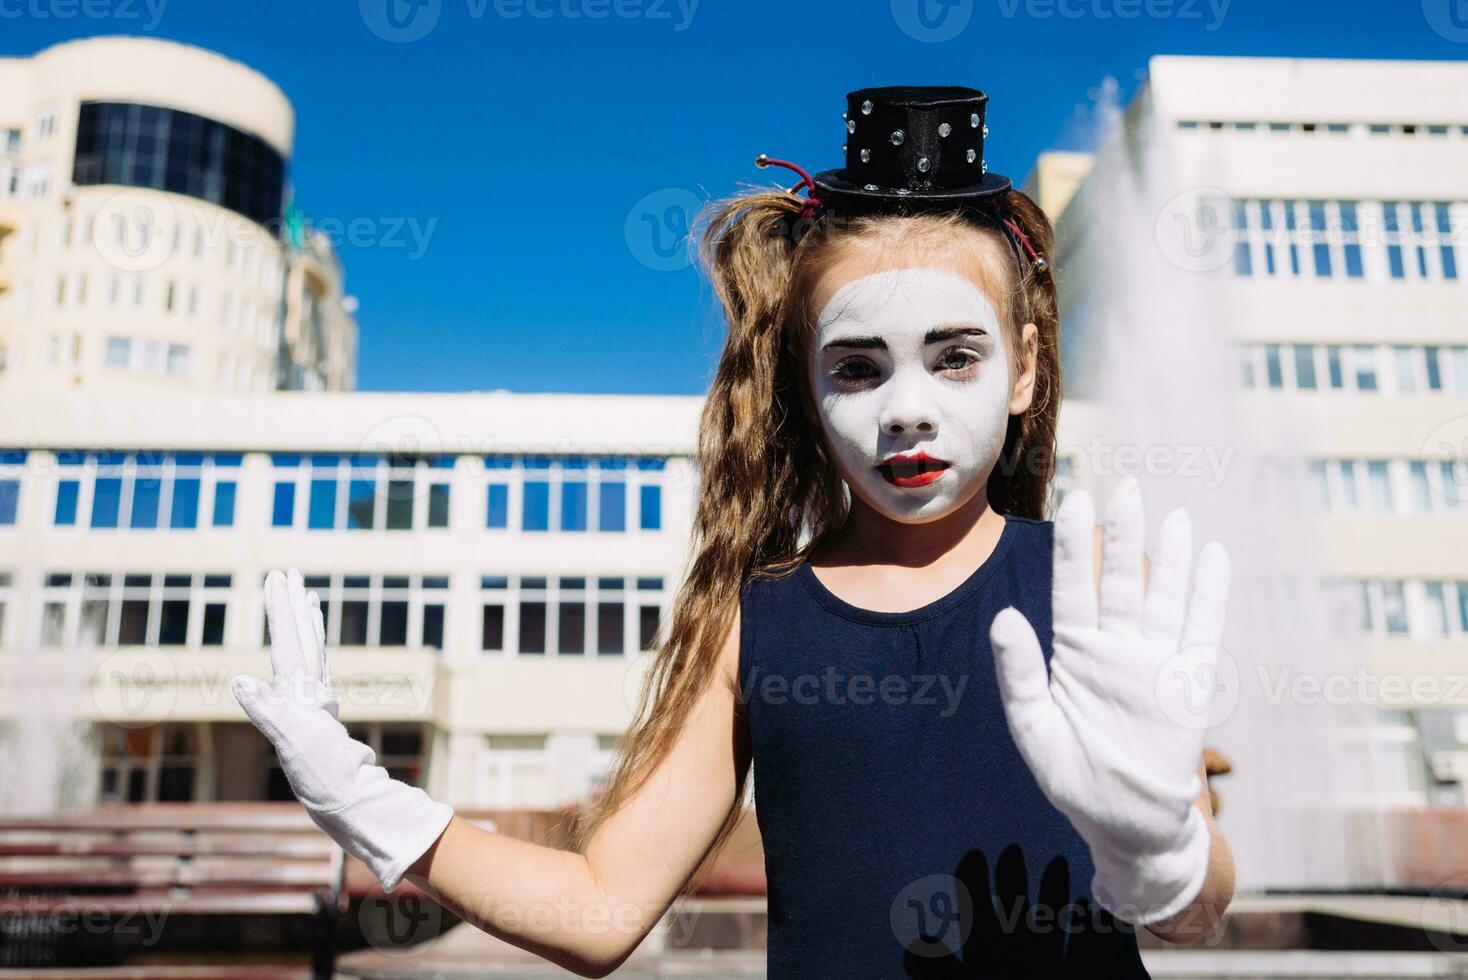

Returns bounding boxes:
[738,516,1151,979]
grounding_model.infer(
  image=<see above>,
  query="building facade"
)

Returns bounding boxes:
[1046,56,1468,816]
[0,37,357,396]
[0,391,699,809]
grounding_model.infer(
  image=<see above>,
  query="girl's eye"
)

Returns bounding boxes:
[831,356,879,384]
[936,346,982,374]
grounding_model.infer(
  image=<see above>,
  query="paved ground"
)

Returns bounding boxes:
[337,895,1468,979]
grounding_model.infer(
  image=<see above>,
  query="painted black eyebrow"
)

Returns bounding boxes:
[821,325,990,352]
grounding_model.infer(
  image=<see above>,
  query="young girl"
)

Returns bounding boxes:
[233,86,1234,977]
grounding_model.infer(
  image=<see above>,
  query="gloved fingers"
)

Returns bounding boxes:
[1181,541,1231,654]
[1142,507,1192,647]
[264,570,310,680]
[230,674,279,735]
[285,570,322,687]
[1098,477,1145,634]
[1052,488,1099,631]
[308,591,331,689]
[990,606,1061,750]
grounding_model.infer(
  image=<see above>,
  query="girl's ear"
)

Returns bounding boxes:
[1009,322,1040,415]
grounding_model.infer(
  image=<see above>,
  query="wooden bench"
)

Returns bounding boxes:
[0,805,345,979]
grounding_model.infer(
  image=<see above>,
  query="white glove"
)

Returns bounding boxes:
[990,478,1230,926]
[231,568,454,892]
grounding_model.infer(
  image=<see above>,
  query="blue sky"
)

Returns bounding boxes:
[4,0,1464,393]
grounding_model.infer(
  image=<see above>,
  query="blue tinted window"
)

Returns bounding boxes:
[271,453,301,468]
[346,479,376,529]
[55,480,79,525]
[1313,244,1332,278]
[174,452,205,467]
[484,454,515,469]
[428,483,451,527]
[92,478,122,528]
[0,480,17,525]
[599,482,626,532]
[563,455,589,470]
[1344,244,1363,278]
[214,453,244,467]
[600,457,628,470]
[1388,245,1405,279]
[170,478,199,529]
[635,457,666,471]
[561,481,588,531]
[639,485,662,530]
[524,455,553,470]
[308,478,338,529]
[130,478,161,528]
[486,483,509,528]
[271,482,295,527]
[1233,242,1251,276]
[213,481,237,527]
[523,481,550,532]
[1442,247,1458,281]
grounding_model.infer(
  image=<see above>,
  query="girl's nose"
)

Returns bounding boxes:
[879,381,939,437]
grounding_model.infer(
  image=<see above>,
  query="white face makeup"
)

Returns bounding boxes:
[810,265,1013,524]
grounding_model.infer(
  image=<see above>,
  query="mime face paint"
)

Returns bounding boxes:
[809,265,1014,524]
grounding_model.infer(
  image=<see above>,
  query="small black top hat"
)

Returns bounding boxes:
[809,85,1011,215]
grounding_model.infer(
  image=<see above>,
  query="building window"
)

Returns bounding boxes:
[51,451,241,531]
[40,572,231,648]
[289,573,449,650]
[479,734,551,808]
[484,454,665,533]
[480,574,664,657]
[0,450,23,526]
[274,454,454,531]
[98,723,202,804]
[73,101,286,228]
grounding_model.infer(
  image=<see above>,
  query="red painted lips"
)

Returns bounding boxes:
[877,452,950,488]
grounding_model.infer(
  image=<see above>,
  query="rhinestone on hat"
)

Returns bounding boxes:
[917,157,930,173]
[861,100,873,115]
[890,130,904,146]
[970,113,980,128]
[847,119,856,134]
[897,187,911,196]
[966,148,976,163]
[864,183,879,191]
[982,161,989,173]
[983,124,990,138]
[938,122,952,138]
[860,148,870,163]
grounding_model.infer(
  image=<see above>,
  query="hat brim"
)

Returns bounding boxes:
[811,169,1013,214]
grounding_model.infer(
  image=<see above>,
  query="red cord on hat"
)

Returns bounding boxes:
[1002,217,1049,271]
[755,154,824,219]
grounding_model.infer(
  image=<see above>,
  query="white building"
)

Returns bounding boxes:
[0,37,357,395]
[1043,56,1468,833]
[0,391,699,809]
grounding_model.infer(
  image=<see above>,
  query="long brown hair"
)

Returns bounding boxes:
[575,185,1062,879]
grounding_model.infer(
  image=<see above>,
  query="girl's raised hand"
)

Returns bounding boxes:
[231,568,455,892]
[988,477,1230,925]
